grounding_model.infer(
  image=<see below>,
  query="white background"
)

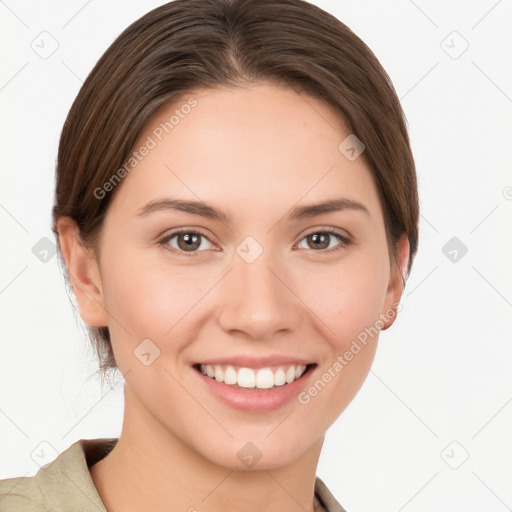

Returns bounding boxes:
[1,1,511,511]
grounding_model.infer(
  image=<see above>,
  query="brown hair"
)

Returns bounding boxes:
[52,0,419,373]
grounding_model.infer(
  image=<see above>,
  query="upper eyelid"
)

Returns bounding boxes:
[301,226,351,238]
[161,228,216,244]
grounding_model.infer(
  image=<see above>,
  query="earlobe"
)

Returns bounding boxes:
[381,234,410,331]
[56,217,109,328]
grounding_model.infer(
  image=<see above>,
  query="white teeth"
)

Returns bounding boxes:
[285,366,296,384]
[198,363,308,389]
[274,368,286,386]
[256,368,274,389]
[223,365,237,385]
[237,368,256,388]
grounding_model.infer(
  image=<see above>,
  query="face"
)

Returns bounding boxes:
[71,82,407,470]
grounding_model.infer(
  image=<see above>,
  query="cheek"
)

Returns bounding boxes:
[299,255,389,345]
[101,252,204,337]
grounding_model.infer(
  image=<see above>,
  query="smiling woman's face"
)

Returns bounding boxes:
[70,81,408,470]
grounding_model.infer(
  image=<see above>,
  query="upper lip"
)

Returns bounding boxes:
[193,355,315,369]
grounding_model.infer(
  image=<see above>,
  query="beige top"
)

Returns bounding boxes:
[0,438,347,512]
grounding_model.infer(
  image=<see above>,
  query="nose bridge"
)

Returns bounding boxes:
[217,240,300,339]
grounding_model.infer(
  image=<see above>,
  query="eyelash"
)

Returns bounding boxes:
[157,228,352,258]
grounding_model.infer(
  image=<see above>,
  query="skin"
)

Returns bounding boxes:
[57,82,409,512]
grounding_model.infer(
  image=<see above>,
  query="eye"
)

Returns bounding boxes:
[158,229,215,257]
[296,229,352,253]
[158,227,352,258]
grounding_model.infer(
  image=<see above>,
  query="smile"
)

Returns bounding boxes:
[197,363,311,390]
[192,360,318,412]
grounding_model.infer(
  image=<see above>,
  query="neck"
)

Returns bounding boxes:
[89,385,325,512]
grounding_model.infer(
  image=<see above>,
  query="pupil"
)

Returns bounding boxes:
[310,233,329,250]
[179,233,200,250]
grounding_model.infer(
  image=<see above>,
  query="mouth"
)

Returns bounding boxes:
[192,362,317,391]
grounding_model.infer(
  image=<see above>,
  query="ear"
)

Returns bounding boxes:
[56,216,109,328]
[381,234,409,331]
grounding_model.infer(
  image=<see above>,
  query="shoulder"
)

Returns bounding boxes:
[0,438,117,512]
[0,473,48,512]
[315,476,349,512]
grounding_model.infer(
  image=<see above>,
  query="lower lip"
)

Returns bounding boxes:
[192,364,317,412]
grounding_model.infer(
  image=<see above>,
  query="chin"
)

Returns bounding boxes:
[194,431,318,472]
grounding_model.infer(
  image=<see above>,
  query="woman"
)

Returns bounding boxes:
[0,0,418,510]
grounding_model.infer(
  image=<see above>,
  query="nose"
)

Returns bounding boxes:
[216,247,302,340]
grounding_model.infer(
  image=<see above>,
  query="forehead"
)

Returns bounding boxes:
[108,82,382,223]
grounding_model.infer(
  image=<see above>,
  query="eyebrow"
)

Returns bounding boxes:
[136,196,370,222]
